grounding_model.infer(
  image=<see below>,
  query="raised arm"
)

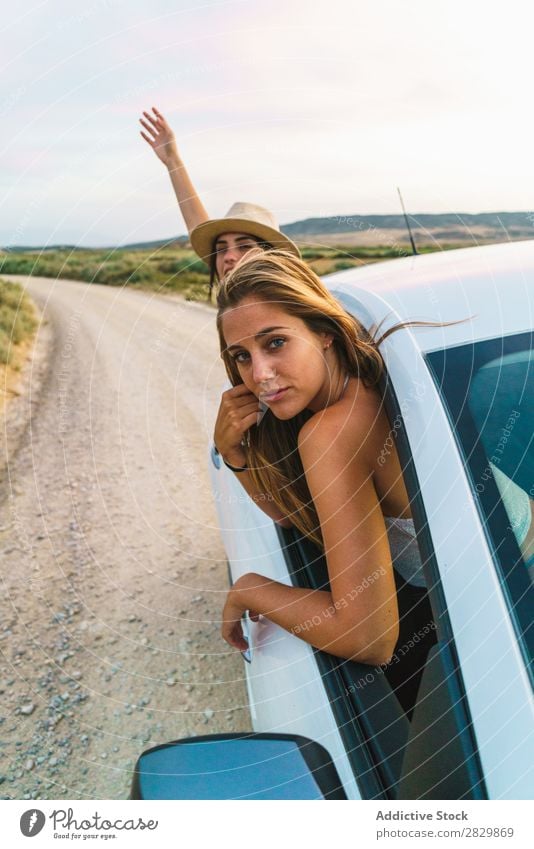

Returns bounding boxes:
[139,106,209,234]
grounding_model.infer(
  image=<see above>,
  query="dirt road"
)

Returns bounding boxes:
[0,275,251,800]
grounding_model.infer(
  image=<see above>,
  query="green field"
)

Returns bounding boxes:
[0,242,447,303]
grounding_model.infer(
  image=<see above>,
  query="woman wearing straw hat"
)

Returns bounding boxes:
[139,107,299,297]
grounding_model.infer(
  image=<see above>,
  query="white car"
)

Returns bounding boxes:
[132,239,534,800]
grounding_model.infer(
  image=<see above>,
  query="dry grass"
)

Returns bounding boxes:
[0,278,38,417]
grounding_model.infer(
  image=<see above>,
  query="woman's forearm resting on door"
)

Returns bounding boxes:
[229,571,398,665]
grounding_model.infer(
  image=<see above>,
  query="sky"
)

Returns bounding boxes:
[1,0,533,247]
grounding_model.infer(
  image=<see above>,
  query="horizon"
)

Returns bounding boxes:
[2,1,533,247]
[2,208,533,252]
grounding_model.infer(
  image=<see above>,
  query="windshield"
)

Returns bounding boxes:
[426,331,534,663]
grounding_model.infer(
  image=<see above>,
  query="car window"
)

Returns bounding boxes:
[426,331,534,668]
[469,350,534,576]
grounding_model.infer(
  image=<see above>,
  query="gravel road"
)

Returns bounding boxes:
[0,275,251,800]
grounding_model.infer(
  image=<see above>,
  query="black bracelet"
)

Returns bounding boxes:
[222,456,248,473]
[214,443,248,473]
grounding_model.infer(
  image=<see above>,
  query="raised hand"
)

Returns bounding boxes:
[139,106,179,168]
[138,105,210,232]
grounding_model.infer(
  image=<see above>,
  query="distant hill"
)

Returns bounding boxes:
[2,244,86,253]
[3,236,189,253]
[281,211,534,248]
[281,211,533,236]
[3,212,533,252]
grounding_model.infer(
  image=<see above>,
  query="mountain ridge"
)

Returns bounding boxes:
[3,211,533,252]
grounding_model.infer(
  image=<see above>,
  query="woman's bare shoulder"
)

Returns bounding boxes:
[298,378,385,457]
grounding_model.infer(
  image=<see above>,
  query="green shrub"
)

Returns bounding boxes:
[300,248,330,261]
[0,257,36,275]
[333,259,358,271]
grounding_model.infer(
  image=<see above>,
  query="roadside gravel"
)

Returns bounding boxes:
[0,275,251,800]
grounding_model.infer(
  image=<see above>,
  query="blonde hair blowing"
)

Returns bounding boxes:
[216,250,390,547]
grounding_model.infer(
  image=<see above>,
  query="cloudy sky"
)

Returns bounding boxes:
[1,0,532,246]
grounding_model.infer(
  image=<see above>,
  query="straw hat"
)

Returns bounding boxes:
[190,202,300,262]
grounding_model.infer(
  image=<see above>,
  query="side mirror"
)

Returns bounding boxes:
[130,732,347,800]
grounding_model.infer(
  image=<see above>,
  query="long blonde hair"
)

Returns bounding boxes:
[216,250,416,546]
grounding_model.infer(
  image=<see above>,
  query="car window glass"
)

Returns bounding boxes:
[468,350,534,580]
[426,331,534,668]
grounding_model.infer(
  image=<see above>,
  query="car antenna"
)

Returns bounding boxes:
[397,186,418,255]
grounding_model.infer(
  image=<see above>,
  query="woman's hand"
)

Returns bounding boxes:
[221,594,249,652]
[221,579,260,652]
[139,106,179,168]
[214,384,259,469]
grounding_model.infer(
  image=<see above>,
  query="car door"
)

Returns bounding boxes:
[208,303,533,799]
[209,361,485,800]
[208,343,486,798]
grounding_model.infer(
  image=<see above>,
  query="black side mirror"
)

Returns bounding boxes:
[130,732,347,800]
